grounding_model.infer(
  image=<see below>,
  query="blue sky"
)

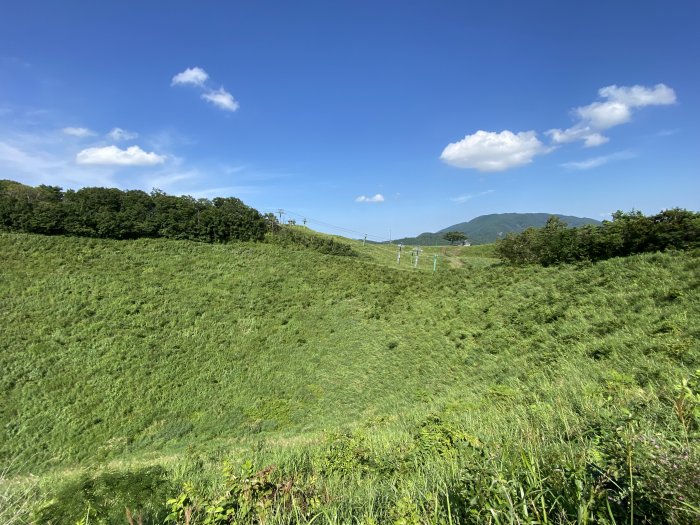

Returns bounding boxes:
[1,1,698,240]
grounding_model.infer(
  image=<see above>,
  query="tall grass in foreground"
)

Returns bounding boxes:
[0,462,37,525]
[148,377,699,524]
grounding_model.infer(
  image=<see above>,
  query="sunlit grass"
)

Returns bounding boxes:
[1,232,698,523]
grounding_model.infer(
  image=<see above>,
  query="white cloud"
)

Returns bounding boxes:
[62,127,95,137]
[171,66,209,87]
[440,130,546,172]
[172,67,239,112]
[76,145,166,166]
[546,128,609,147]
[580,133,609,147]
[598,84,676,107]
[561,150,636,170]
[0,138,117,188]
[547,83,676,147]
[355,193,385,203]
[0,126,263,197]
[576,101,631,129]
[107,127,139,141]
[201,87,239,112]
[451,189,495,203]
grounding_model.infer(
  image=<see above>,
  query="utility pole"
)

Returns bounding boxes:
[413,248,420,268]
[363,234,367,246]
[303,218,307,225]
[396,244,402,264]
[433,253,438,273]
[278,209,284,222]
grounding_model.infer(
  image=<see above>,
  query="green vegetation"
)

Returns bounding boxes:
[268,224,357,257]
[1,230,698,523]
[496,209,700,266]
[0,180,267,243]
[442,231,468,245]
[392,213,601,246]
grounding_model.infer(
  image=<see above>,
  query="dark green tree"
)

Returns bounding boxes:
[443,231,468,245]
[0,180,65,234]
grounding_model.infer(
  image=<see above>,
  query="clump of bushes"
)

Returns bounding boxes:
[0,179,267,243]
[496,209,700,265]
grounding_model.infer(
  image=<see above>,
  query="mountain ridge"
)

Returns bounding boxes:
[390,212,601,245]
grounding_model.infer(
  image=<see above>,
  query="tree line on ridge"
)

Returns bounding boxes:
[495,209,700,266]
[0,179,267,243]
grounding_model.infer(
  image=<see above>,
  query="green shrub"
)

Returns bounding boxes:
[496,209,700,265]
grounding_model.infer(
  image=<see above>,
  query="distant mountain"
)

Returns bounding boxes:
[390,213,601,246]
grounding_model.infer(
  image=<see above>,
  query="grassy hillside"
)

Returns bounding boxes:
[277,225,499,271]
[392,213,601,246]
[1,232,698,524]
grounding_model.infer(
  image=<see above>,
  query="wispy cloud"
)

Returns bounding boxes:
[0,137,117,188]
[547,84,676,148]
[172,66,239,112]
[139,164,263,197]
[218,164,246,175]
[451,189,495,203]
[355,193,385,203]
[62,126,95,137]
[561,150,636,170]
[201,87,239,112]
[144,170,196,190]
[0,140,64,172]
[107,127,139,141]
[655,128,679,137]
[187,186,259,199]
[76,145,166,166]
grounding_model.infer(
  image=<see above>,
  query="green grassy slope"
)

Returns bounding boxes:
[0,233,497,472]
[1,232,699,523]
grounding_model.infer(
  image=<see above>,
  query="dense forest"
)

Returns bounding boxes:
[0,179,267,243]
[496,209,700,265]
